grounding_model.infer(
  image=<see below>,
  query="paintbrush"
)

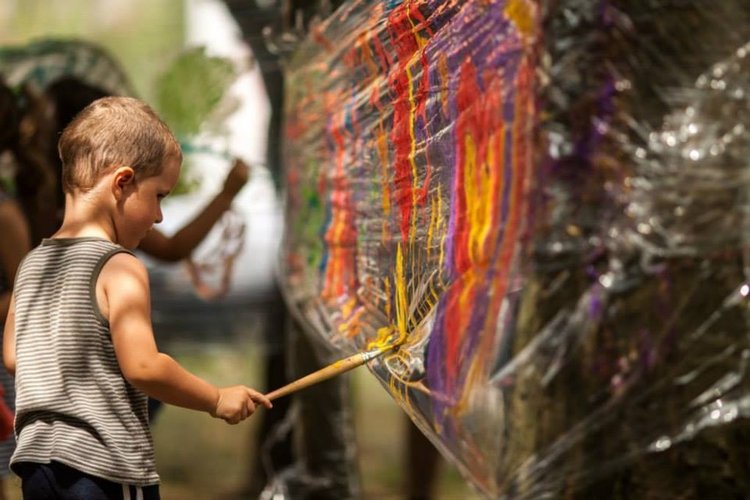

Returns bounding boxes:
[266,269,449,401]
[265,344,396,401]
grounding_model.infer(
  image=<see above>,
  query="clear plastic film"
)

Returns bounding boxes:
[279,0,750,497]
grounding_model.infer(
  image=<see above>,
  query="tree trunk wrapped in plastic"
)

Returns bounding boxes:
[278,0,750,497]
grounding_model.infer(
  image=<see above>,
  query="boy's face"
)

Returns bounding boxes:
[118,155,181,249]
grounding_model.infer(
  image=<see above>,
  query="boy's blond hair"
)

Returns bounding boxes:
[59,96,181,193]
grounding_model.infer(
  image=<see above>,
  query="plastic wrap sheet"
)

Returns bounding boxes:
[279,0,750,497]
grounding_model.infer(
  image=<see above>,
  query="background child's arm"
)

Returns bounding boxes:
[0,198,31,377]
[0,199,32,321]
[101,252,271,423]
[137,158,250,262]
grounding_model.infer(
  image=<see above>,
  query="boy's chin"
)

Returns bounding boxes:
[121,236,145,250]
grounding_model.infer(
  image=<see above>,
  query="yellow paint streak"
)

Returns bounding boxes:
[426,195,436,260]
[478,129,504,261]
[449,271,477,417]
[463,134,482,266]
[383,277,392,319]
[361,36,379,77]
[437,185,446,269]
[474,146,492,265]
[376,122,391,242]
[437,54,450,116]
[394,243,409,345]
[369,326,394,350]
[505,0,535,38]
[338,301,364,338]
[406,0,428,49]
[341,296,357,318]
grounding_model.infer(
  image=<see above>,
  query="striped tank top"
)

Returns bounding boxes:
[10,237,158,485]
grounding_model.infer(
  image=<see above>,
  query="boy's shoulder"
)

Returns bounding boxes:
[98,249,151,315]
[22,238,133,267]
[98,249,148,285]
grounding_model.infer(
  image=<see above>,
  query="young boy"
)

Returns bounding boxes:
[2,96,272,499]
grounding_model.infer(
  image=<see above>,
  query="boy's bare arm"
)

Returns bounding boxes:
[101,252,271,422]
[3,295,16,376]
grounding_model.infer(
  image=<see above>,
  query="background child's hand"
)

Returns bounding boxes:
[212,385,272,424]
[221,158,251,199]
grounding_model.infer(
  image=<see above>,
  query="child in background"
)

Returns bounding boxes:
[0,79,32,500]
[3,96,271,499]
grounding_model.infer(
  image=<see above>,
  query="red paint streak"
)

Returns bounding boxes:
[415,37,432,208]
[485,57,535,343]
[452,59,480,275]
[442,55,537,396]
[322,107,358,300]
[442,276,478,391]
[387,1,425,242]
[481,76,505,261]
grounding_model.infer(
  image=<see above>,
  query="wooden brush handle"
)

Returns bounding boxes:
[265,348,386,401]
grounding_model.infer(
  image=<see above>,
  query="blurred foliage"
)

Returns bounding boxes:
[0,3,241,198]
[155,46,237,138]
[171,161,202,196]
[0,0,185,105]
[155,46,239,197]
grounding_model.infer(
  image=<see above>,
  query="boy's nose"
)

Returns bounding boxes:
[155,207,163,224]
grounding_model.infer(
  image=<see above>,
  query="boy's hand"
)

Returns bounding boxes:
[212,385,272,425]
[221,159,251,199]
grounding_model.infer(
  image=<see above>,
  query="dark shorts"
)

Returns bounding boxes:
[14,461,160,500]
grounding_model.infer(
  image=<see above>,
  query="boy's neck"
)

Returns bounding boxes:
[53,224,114,242]
[55,190,116,243]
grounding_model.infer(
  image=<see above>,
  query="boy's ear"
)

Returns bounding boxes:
[113,166,135,197]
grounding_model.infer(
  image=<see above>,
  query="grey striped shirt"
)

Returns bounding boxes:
[11,237,158,486]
